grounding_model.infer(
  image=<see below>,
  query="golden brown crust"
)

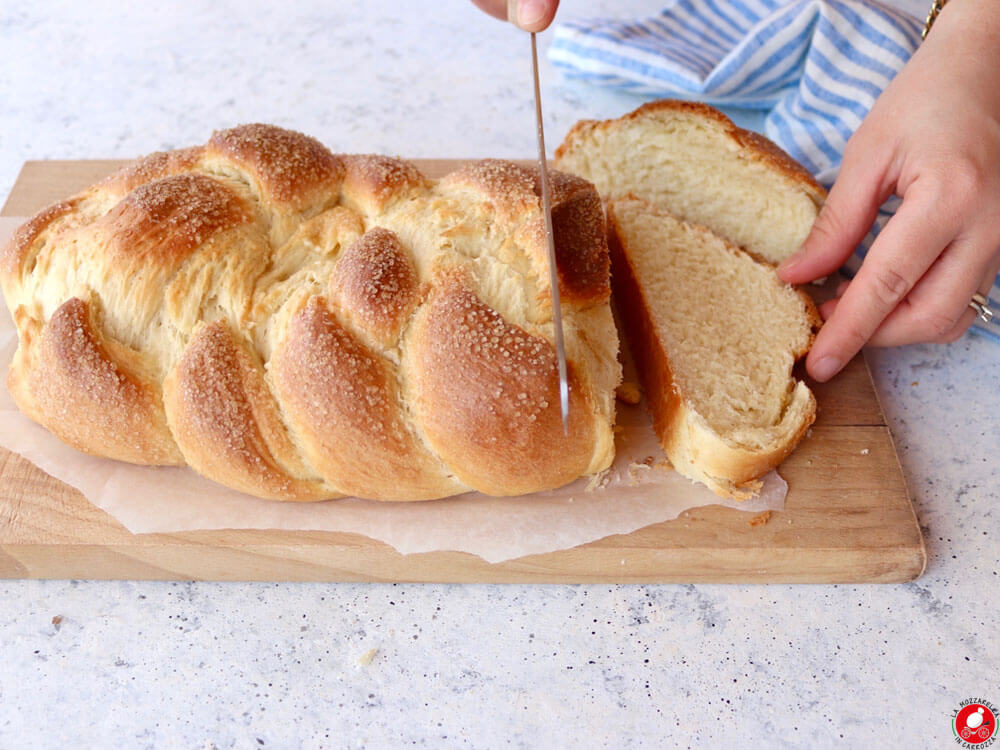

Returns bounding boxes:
[443,158,538,223]
[555,99,826,202]
[0,199,77,280]
[98,147,205,198]
[207,123,345,208]
[407,271,596,495]
[549,185,609,305]
[11,297,182,466]
[99,173,253,264]
[446,159,611,307]
[2,125,619,502]
[339,154,429,214]
[271,297,460,500]
[328,227,420,348]
[513,183,611,309]
[163,321,332,501]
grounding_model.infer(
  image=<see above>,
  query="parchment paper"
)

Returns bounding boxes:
[0,217,784,563]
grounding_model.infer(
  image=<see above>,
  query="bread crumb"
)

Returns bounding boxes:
[357,648,378,667]
[615,381,642,404]
[51,615,63,629]
[585,469,612,492]
[749,511,771,527]
[626,461,652,484]
[860,448,870,455]
[911,381,918,387]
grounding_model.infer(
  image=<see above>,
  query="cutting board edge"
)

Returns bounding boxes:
[0,540,927,583]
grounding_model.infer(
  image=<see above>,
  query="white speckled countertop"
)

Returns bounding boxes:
[1,1,997,747]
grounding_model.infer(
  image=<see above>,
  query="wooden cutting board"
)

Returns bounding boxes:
[0,159,925,583]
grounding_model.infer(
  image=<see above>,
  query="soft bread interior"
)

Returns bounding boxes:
[609,198,818,495]
[556,104,825,265]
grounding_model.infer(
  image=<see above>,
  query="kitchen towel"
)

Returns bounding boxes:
[550,0,1000,342]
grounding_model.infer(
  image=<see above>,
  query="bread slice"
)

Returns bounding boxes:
[555,100,825,265]
[608,198,819,499]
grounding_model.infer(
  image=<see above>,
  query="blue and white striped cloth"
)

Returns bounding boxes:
[550,0,1000,342]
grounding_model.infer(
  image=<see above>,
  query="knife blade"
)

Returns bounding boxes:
[529,31,570,435]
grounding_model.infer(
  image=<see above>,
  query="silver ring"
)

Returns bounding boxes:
[970,293,995,324]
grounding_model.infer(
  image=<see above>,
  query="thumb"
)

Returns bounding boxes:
[778,139,892,285]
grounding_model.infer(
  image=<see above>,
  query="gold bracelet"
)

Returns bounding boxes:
[922,0,949,39]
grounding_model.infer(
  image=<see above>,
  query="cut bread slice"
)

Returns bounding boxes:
[608,198,820,499]
[555,100,826,265]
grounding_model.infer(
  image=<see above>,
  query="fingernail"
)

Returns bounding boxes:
[518,0,546,27]
[811,355,842,382]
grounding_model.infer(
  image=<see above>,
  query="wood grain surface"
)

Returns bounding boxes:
[0,159,925,582]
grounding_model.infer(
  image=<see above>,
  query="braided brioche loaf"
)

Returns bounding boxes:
[1,124,621,501]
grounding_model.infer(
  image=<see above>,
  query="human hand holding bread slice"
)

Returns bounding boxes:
[776,0,1000,381]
